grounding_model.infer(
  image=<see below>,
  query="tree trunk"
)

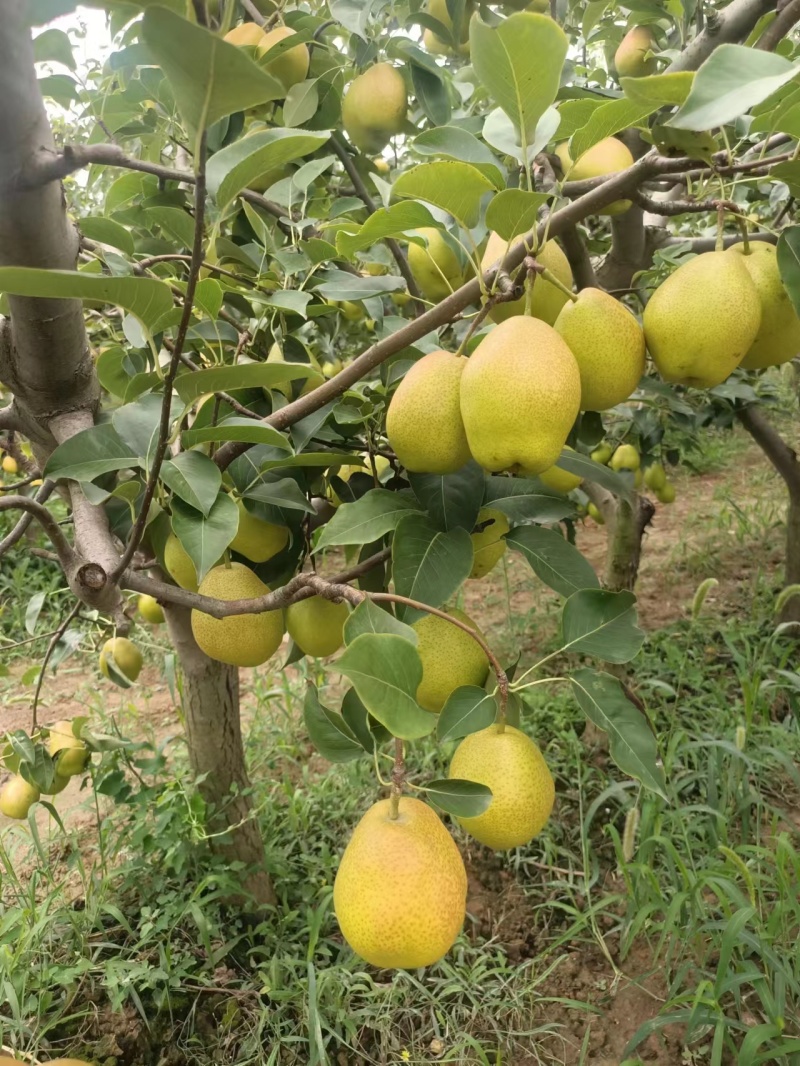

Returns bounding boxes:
[736,404,800,626]
[165,604,275,908]
[605,495,656,592]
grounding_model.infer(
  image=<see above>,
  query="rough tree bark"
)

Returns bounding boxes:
[736,404,800,625]
[584,485,656,592]
[0,3,273,906]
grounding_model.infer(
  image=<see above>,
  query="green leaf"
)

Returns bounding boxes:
[391,515,473,623]
[570,668,667,798]
[508,526,599,597]
[409,461,485,533]
[174,362,317,404]
[336,634,435,740]
[483,477,575,524]
[422,778,492,818]
[171,492,238,583]
[141,7,285,134]
[284,79,319,128]
[44,422,139,482]
[777,227,800,317]
[485,189,550,242]
[0,267,172,331]
[470,12,568,142]
[413,126,502,172]
[112,394,163,463]
[411,64,452,127]
[194,278,222,321]
[340,687,390,753]
[669,44,800,132]
[343,599,418,645]
[160,451,221,517]
[620,71,694,109]
[555,449,634,502]
[561,589,644,663]
[556,98,604,140]
[25,591,46,636]
[79,216,135,256]
[207,128,332,210]
[241,476,314,513]
[437,686,497,743]
[261,290,313,318]
[314,271,406,301]
[315,489,422,550]
[303,685,364,763]
[392,162,500,229]
[33,27,76,70]
[570,98,654,159]
[181,416,292,451]
[336,202,436,258]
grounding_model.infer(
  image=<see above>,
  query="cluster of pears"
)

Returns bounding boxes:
[0,720,88,820]
[224,19,309,94]
[590,442,676,505]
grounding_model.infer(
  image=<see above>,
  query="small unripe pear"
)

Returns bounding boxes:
[615,26,658,79]
[609,444,640,472]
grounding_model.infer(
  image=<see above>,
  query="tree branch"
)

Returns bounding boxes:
[0,404,22,433]
[112,134,209,582]
[0,477,55,557]
[596,206,648,292]
[667,0,776,72]
[736,404,800,494]
[559,224,598,289]
[0,494,77,568]
[756,0,800,49]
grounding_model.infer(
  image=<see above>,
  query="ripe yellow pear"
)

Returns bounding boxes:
[643,251,761,388]
[230,499,289,564]
[164,532,199,592]
[407,228,465,302]
[0,775,40,819]
[481,234,573,325]
[100,637,143,683]
[1,455,17,474]
[342,63,407,154]
[138,594,164,625]
[609,443,640,472]
[47,720,89,777]
[224,22,266,50]
[470,507,510,579]
[538,447,583,493]
[728,242,800,370]
[615,26,657,78]
[459,317,581,475]
[259,26,309,92]
[413,608,489,712]
[286,595,349,657]
[422,0,472,55]
[191,563,283,668]
[334,797,467,969]
[449,724,554,849]
[386,351,471,475]
[554,288,645,411]
[556,137,635,215]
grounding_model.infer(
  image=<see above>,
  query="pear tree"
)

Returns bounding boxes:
[1,0,800,928]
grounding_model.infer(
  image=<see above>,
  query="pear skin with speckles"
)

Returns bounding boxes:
[729,241,800,370]
[481,234,573,325]
[643,251,761,388]
[413,608,489,712]
[334,797,467,968]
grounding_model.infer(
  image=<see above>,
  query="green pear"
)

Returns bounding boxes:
[615,26,657,78]
[164,532,199,592]
[643,251,761,388]
[556,137,634,215]
[587,502,605,524]
[656,481,676,504]
[470,507,510,579]
[342,63,407,154]
[728,242,800,370]
[591,442,613,465]
[459,316,581,476]
[481,234,573,325]
[386,350,471,474]
[286,595,349,658]
[413,609,489,712]
[609,444,640,472]
[407,228,465,302]
[230,499,289,564]
[422,0,473,54]
[554,288,645,411]
[538,447,583,493]
[643,462,667,492]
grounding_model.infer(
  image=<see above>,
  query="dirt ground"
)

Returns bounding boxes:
[0,444,786,1065]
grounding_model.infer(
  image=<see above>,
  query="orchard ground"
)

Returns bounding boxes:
[2,419,800,1066]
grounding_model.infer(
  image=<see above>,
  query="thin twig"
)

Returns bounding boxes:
[30,600,82,730]
[0,495,77,569]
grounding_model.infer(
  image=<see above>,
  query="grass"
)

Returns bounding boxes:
[2,431,800,1065]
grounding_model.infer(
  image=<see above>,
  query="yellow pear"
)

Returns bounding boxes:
[556,137,635,215]
[342,63,407,154]
[554,288,645,410]
[286,595,349,657]
[470,507,510,579]
[99,638,143,683]
[334,796,467,968]
[407,228,465,302]
[224,22,266,50]
[413,608,489,712]
[259,26,309,92]
[481,234,573,325]
[138,594,164,625]
[609,443,640,472]
[47,720,89,777]
[538,447,583,493]
[191,563,283,668]
[449,724,554,849]
[615,26,657,78]
[1,455,17,474]
[459,317,581,475]
[728,242,800,370]
[643,251,761,388]
[230,499,289,564]
[164,532,199,592]
[0,775,40,819]
[386,351,471,475]
[422,0,472,55]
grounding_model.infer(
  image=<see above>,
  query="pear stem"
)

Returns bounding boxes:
[523,256,578,304]
[222,550,232,569]
[715,203,726,252]
[737,216,751,254]
[389,738,404,820]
